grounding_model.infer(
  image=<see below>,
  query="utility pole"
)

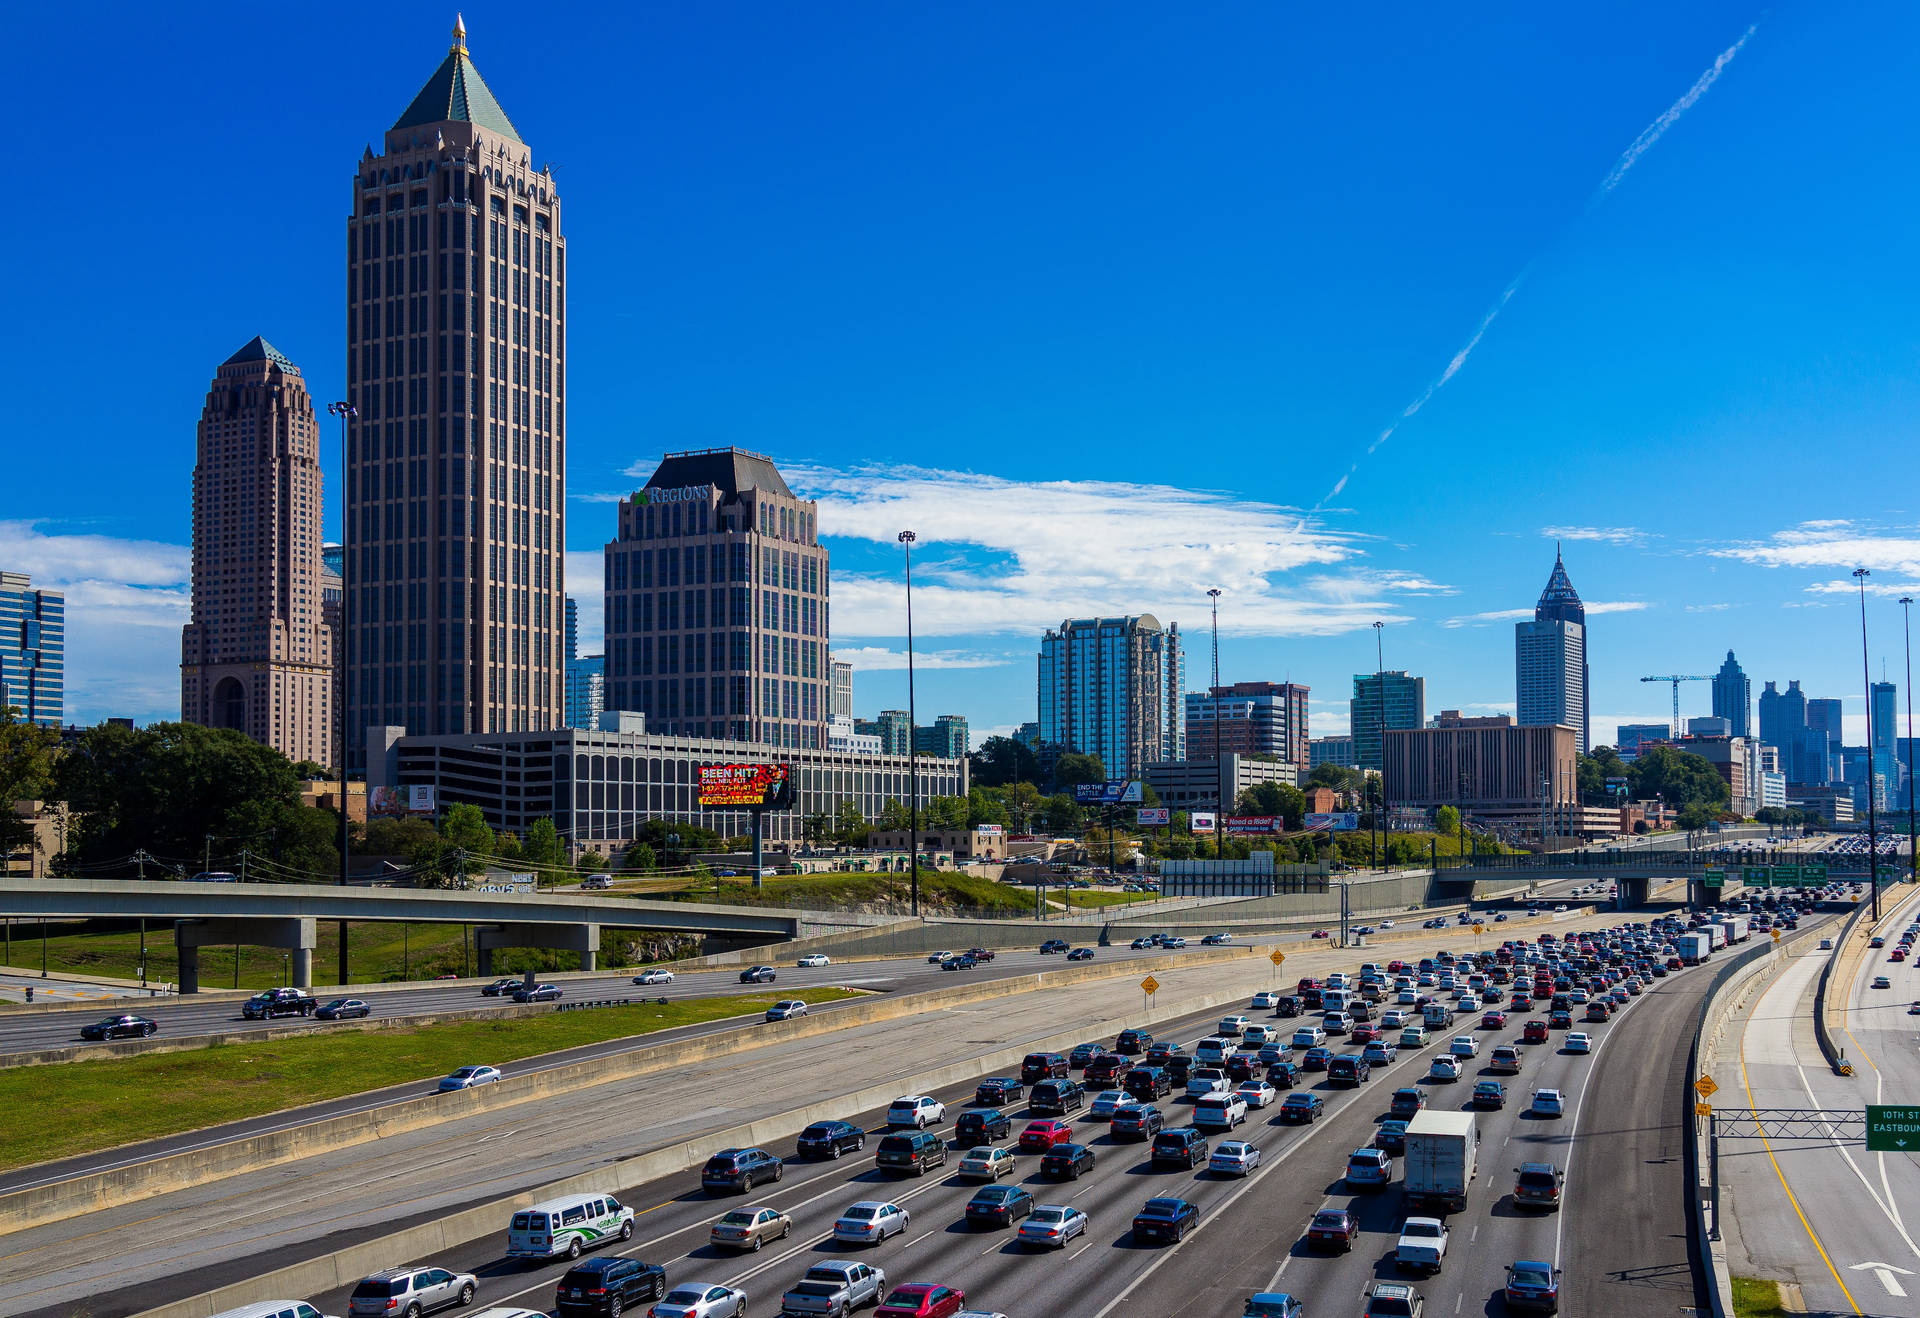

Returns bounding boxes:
[328,398,357,988]
[1902,597,1916,881]
[899,530,921,918]
[1372,620,1385,871]
[1857,568,1881,920]
[1208,588,1223,857]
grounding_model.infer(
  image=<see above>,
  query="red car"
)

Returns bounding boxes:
[1351,1024,1382,1044]
[1481,1010,1508,1029]
[1893,949,1908,963]
[1522,1019,1550,1044]
[875,1283,966,1318]
[1306,1207,1358,1252]
[1018,1119,1074,1152]
[1387,960,1409,973]
[1311,929,1331,939]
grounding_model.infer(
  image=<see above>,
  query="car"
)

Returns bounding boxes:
[1820,938,1834,950]
[1131,936,1156,949]
[1021,1051,1070,1083]
[739,966,776,983]
[1124,1066,1173,1101]
[1327,1054,1372,1086]
[1300,1046,1332,1072]
[1513,1161,1565,1210]
[876,1286,967,1318]
[965,947,996,963]
[1480,1009,1508,1029]
[1018,1119,1073,1151]
[709,1204,792,1251]
[1085,1088,1129,1120]
[701,1146,784,1192]
[1265,1058,1300,1089]
[1564,1031,1594,1054]
[1307,1208,1358,1252]
[1364,1282,1426,1318]
[797,1120,867,1160]
[779,1260,886,1318]
[888,1096,946,1128]
[1217,1014,1252,1036]
[1361,1040,1399,1066]
[649,1283,746,1318]
[1236,1079,1278,1109]
[1427,1056,1461,1083]
[1523,1019,1550,1044]
[553,1255,667,1316]
[1164,936,1189,949]
[1278,1092,1323,1124]
[1017,1203,1090,1248]
[632,969,675,985]
[1209,1139,1262,1176]
[1472,1080,1506,1109]
[965,1183,1034,1227]
[1115,1028,1155,1054]
[1067,947,1096,961]
[510,982,562,1003]
[1346,1146,1394,1190]
[1874,976,1893,989]
[797,954,833,967]
[941,955,977,971]
[1242,1294,1304,1318]
[1292,1023,1327,1048]
[1039,939,1070,954]
[481,977,520,996]
[1311,929,1331,939]
[1505,1260,1562,1312]
[349,1265,479,1317]
[1252,991,1283,1010]
[79,1013,159,1040]
[958,1145,1017,1181]
[1389,1087,1428,1118]
[1040,1142,1097,1179]
[1111,1104,1166,1140]
[1448,1035,1479,1058]
[833,1200,911,1243]
[1871,937,1886,949]
[1909,1001,1920,1015]
[1530,1088,1566,1117]
[1151,1126,1210,1168]
[1373,1119,1410,1153]
[1396,1217,1450,1274]
[1067,1041,1105,1069]
[1132,1196,1198,1243]
[973,1076,1025,1106]
[438,1065,501,1091]
[953,1108,1011,1147]
[765,999,809,1021]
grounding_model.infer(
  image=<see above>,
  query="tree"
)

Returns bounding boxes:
[435,802,494,885]
[803,811,832,846]
[1435,805,1461,836]
[0,708,57,853]
[878,798,912,831]
[831,798,869,846]
[361,816,440,859]
[1234,781,1306,830]
[523,817,564,868]
[492,829,524,862]
[966,786,1010,827]
[627,841,658,871]
[1576,747,1629,802]
[970,736,1042,788]
[1629,745,1730,812]
[924,794,969,829]
[1305,762,1363,794]
[1051,752,1107,792]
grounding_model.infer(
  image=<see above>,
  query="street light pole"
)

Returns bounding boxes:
[1903,597,1916,882]
[329,400,357,986]
[1856,568,1880,921]
[1208,588,1223,857]
[1373,620,1385,871]
[899,531,920,919]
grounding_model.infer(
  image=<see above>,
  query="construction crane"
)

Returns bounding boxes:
[1641,674,1712,739]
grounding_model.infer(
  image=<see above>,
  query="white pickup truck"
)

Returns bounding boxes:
[781,1260,887,1316]
[1395,1216,1451,1274]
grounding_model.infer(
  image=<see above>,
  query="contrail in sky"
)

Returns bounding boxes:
[1316,23,1759,507]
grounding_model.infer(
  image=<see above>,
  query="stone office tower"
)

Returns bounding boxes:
[344,17,565,769]
[182,338,337,767]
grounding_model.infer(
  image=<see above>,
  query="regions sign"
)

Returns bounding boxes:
[697,763,795,810]
[1136,807,1172,826]
[1074,780,1144,805]
[633,483,714,506]
[1190,812,1218,832]
[1867,1105,1920,1152]
[369,785,436,818]
[1304,812,1360,832]
[1225,816,1282,835]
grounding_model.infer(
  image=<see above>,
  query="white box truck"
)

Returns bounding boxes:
[1402,1110,1478,1213]
[1705,923,1728,951]
[1718,914,1750,945]
[1677,930,1712,965]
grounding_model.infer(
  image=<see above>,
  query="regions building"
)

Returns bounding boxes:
[604,448,830,748]
[0,572,63,728]
[1383,719,1597,842]
[1351,671,1424,772]
[180,338,336,766]
[1184,681,1309,767]
[1711,650,1751,738]
[1515,549,1589,753]
[1037,615,1184,780]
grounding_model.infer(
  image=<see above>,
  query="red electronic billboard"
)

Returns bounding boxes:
[697,763,795,810]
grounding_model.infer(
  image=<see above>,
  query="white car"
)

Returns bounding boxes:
[1242,1023,1275,1046]
[1564,1032,1594,1054]
[797,954,832,968]
[1379,919,1396,929]
[650,1284,746,1318]
[438,1065,502,1091]
[1291,1025,1327,1048]
[1448,1035,1479,1058]
[833,1200,910,1243]
[926,951,952,964]
[764,1000,808,1021]
[958,1146,1016,1181]
[1427,1056,1461,1083]
[632,969,675,985]
[1380,1009,1408,1029]
[1236,1080,1278,1109]
[1396,1216,1451,1274]
[1208,1139,1263,1176]
[887,1095,946,1128]
[1531,1088,1566,1117]
[1217,1015,1251,1036]
[1252,991,1283,1010]
[1186,1068,1230,1097]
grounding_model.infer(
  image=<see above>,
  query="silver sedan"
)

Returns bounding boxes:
[1017,1203,1090,1248]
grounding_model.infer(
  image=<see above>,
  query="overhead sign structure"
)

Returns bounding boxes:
[1703,868,1726,889]
[1074,780,1144,805]
[1867,1105,1920,1151]
[1771,865,1802,887]
[1743,866,1770,885]
[1803,864,1829,883]
[697,763,795,811]
[1304,812,1361,832]
[1136,807,1172,826]
[1190,812,1218,833]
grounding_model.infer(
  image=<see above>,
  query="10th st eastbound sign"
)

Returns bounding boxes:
[1866,1105,1920,1152]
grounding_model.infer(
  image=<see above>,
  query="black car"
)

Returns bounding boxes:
[513,983,562,1003]
[315,998,371,1021]
[1164,1055,1196,1085]
[1040,1142,1096,1179]
[1277,1092,1323,1125]
[1273,995,1303,1017]
[1114,1029,1153,1054]
[1266,1059,1300,1089]
[701,1146,784,1192]
[1150,1127,1209,1168]
[1110,1104,1166,1140]
[796,1120,866,1159]
[1067,948,1095,961]
[974,1077,1025,1106]
[79,1014,156,1041]
[739,966,777,984]
[480,978,519,997]
[1021,1052,1070,1084]
[955,1107,1012,1146]
[1067,1042,1104,1069]
[1040,939,1071,954]
[1132,1196,1198,1243]
[554,1256,668,1316]
[965,1184,1034,1227]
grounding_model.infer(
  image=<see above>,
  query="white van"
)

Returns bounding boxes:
[1194,1035,1233,1064]
[209,1305,333,1318]
[1322,988,1350,1013]
[507,1193,635,1260]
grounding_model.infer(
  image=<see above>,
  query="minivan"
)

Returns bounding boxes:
[875,1131,946,1176]
[1028,1079,1086,1115]
[507,1194,635,1260]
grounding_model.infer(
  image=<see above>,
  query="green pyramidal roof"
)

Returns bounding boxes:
[223,336,296,370]
[392,27,521,142]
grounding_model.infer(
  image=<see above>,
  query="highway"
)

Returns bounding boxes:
[5,902,1685,1318]
[1721,886,1920,1317]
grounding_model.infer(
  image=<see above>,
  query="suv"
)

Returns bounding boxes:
[349,1267,478,1318]
[553,1257,667,1316]
[875,1131,947,1176]
[700,1147,784,1193]
[1150,1127,1209,1168]
[1513,1161,1565,1210]
[954,1108,1011,1146]
[1020,1052,1070,1083]
[1028,1079,1086,1115]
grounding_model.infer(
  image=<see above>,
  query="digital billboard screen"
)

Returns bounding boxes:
[1303,812,1360,832]
[697,763,795,810]
[1225,815,1282,835]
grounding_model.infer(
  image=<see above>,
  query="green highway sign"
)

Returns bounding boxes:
[1803,864,1828,883]
[1743,866,1770,885]
[1703,869,1725,888]
[1867,1105,1920,1152]
[1771,865,1802,887]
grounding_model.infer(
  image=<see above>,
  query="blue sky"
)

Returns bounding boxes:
[4,2,1918,748]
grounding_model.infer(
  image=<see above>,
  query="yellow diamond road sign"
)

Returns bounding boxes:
[1772,928,1782,942]
[1270,949,1286,966]
[1695,1075,1718,1098]
[1140,975,1160,995]
[1472,923,1484,934]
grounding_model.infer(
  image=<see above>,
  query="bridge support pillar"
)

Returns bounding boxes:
[473,922,600,976]
[1615,876,1651,908]
[174,917,318,994]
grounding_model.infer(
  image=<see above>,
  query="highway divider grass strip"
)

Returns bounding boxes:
[0,987,859,1172]
[1729,1276,1790,1318]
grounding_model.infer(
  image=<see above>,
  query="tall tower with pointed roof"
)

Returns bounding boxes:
[1514,547,1590,752]
[344,17,565,768]
[183,338,337,767]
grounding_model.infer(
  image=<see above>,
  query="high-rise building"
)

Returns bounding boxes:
[604,448,829,746]
[344,18,566,769]
[856,710,912,756]
[0,572,63,728]
[1807,697,1844,755]
[180,338,336,766]
[1872,680,1898,795]
[829,658,853,720]
[1351,671,1425,771]
[1515,549,1589,752]
[1384,721,1580,839]
[912,714,969,759]
[1757,681,1784,748]
[1308,735,1356,770]
[1184,681,1309,766]
[564,596,580,663]
[1614,723,1669,758]
[1037,615,1185,780]
[1712,650,1751,738]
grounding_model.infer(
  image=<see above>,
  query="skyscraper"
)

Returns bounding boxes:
[1872,680,1898,796]
[1038,615,1185,779]
[0,572,62,728]
[181,338,336,766]
[1757,680,1784,748]
[603,448,830,746]
[829,658,854,721]
[1351,671,1425,771]
[1711,650,1751,738]
[912,715,970,759]
[345,18,565,769]
[1185,681,1310,765]
[1515,548,1589,752]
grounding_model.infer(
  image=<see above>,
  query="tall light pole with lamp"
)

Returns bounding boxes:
[1208,588,1223,856]
[898,531,920,918]
[1856,567,1881,921]
[1903,596,1916,881]
[1372,620,1385,870]
[328,399,357,985]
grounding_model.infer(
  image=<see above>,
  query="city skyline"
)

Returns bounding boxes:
[5,5,1919,749]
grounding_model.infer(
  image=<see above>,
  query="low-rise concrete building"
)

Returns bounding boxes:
[1145,753,1298,815]
[867,826,1007,861]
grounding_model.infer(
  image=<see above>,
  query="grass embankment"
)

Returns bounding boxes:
[1729,1277,1790,1318]
[652,870,1158,915]
[0,987,860,1171]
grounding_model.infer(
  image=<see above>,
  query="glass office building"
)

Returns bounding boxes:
[0,572,64,727]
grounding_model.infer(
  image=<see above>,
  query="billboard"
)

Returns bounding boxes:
[697,763,795,810]
[1073,779,1144,805]
[1225,815,1282,835]
[975,824,1006,836]
[1304,811,1360,832]
[1190,811,1217,832]
[369,785,436,818]
[1136,807,1171,826]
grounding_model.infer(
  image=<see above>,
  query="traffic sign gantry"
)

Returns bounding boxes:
[1140,975,1160,996]
[1866,1105,1920,1151]
[1695,1075,1719,1098]
[1269,949,1285,967]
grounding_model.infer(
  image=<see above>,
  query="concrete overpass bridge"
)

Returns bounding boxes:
[0,879,812,990]
[1425,849,1872,907]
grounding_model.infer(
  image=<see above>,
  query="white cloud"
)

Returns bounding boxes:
[564,551,606,653]
[1685,602,1730,613]
[1541,525,1648,546]
[1712,521,1920,577]
[0,520,188,586]
[1441,600,1649,629]
[831,646,1012,672]
[1597,25,1757,196]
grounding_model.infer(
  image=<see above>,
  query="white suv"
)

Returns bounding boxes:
[887,1095,946,1128]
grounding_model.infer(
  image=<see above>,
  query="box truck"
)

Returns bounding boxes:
[1402,1110,1479,1213]
[1717,914,1750,945]
[1677,931,1713,965]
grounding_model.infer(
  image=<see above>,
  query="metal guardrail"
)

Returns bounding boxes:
[554,997,660,1012]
